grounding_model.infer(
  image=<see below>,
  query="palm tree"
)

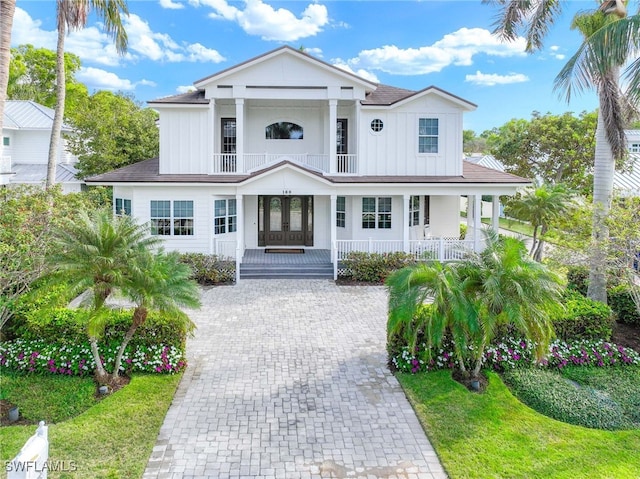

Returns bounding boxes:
[111,251,200,383]
[0,0,17,160]
[505,183,575,261]
[387,231,562,380]
[488,0,640,302]
[47,0,128,188]
[50,209,160,383]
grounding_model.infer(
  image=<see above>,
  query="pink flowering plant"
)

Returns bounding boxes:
[391,337,640,374]
[0,338,186,376]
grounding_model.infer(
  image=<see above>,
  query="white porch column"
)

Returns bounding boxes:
[466,195,473,230]
[208,99,216,173]
[403,194,410,253]
[330,194,338,280]
[491,195,500,233]
[328,99,337,174]
[473,194,482,252]
[235,99,245,173]
[235,194,244,283]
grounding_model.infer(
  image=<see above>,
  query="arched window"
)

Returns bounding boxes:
[265,122,304,140]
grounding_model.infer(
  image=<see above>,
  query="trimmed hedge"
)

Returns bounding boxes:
[553,291,614,341]
[11,307,191,350]
[179,253,235,284]
[502,367,639,430]
[341,251,415,283]
[609,284,640,325]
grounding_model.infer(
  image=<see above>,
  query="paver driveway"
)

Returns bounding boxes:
[143,280,447,479]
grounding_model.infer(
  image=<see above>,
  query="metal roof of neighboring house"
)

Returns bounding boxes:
[614,153,640,196]
[464,154,505,172]
[10,163,81,185]
[85,157,530,185]
[3,100,72,131]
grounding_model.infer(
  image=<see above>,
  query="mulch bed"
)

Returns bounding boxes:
[612,321,640,354]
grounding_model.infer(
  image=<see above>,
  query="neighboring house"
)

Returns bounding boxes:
[85,47,530,279]
[614,130,640,197]
[0,100,83,193]
[462,154,506,219]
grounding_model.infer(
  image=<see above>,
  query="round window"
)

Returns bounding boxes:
[370,119,384,132]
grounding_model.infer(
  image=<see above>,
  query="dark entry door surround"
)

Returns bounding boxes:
[259,196,313,246]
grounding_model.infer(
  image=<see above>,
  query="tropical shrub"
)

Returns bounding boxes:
[608,284,640,325]
[566,265,589,295]
[553,290,614,341]
[12,308,191,350]
[502,368,639,430]
[342,251,415,283]
[179,253,235,284]
[459,224,467,240]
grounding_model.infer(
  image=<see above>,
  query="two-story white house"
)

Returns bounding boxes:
[1,100,83,193]
[86,47,530,279]
[614,129,640,197]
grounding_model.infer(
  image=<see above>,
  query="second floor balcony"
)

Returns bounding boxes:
[211,153,358,175]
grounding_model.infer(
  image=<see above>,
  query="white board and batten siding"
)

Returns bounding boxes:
[9,130,70,164]
[158,107,210,175]
[360,96,464,177]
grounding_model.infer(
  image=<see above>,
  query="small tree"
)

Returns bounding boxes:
[387,231,563,381]
[50,209,161,384]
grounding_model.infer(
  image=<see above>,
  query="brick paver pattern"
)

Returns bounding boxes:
[143,280,447,479]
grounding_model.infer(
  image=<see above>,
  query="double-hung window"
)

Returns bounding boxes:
[150,200,194,236]
[409,196,420,227]
[362,197,392,229]
[214,199,237,234]
[630,143,640,153]
[336,196,346,228]
[418,118,438,153]
[115,198,132,216]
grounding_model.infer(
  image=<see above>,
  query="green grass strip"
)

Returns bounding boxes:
[0,374,181,479]
[398,370,640,479]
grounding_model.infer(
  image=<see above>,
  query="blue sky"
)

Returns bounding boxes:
[12,0,600,132]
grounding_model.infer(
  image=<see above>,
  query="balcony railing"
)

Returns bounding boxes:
[336,238,477,262]
[0,156,11,174]
[211,153,357,175]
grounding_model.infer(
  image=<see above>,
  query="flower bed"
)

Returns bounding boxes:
[0,339,186,376]
[392,338,640,374]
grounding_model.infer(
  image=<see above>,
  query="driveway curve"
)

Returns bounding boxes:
[143,279,447,479]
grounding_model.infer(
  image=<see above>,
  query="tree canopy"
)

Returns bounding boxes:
[66,90,159,178]
[486,111,597,195]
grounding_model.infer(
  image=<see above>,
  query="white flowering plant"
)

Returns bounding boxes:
[0,338,186,375]
[391,337,640,374]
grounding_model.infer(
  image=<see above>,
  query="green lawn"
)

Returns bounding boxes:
[0,374,181,479]
[398,370,640,479]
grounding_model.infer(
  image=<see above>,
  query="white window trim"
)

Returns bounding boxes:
[418,117,439,155]
[337,196,346,228]
[409,196,420,227]
[150,200,195,236]
[114,197,132,216]
[214,198,237,235]
[362,197,392,229]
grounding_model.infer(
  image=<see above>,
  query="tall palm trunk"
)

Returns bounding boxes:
[587,106,615,303]
[0,0,17,160]
[47,12,67,188]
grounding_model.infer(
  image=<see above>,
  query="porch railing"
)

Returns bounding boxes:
[212,239,236,260]
[336,238,476,262]
[211,153,357,175]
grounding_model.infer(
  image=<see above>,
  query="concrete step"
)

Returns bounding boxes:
[240,263,334,279]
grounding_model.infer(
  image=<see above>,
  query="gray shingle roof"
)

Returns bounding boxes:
[3,101,72,131]
[148,90,208,105]
[86,157,530,185]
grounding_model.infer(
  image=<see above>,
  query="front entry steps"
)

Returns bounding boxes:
[240,249,333,279]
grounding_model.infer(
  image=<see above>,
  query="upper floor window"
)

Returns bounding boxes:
[630,143,640,153]
[370,119,383,132]
[265,122,303,139]
[337,119,348,154]
[214,198,237,235]
[2,137,9,146]
[115,198,131,216]
[336,196,346,228]
[222,118,236,153]
[419,118,438,154]
[150,200,194,236]
[362,197,391,229]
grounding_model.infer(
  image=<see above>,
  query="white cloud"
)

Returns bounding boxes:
[465,71,529,86]
[177,85,197,93]
[550,45,560,51]
[76,67,156,91]
[332,60,379,83]
[201,0,328,41]
[159,0,185,9]
[345,27,527,76]
[11,8,225,67]
[303,47,323,58]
